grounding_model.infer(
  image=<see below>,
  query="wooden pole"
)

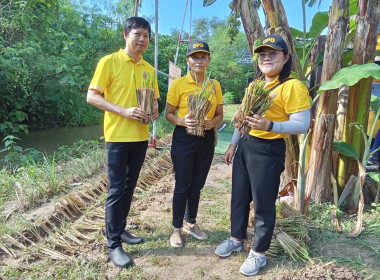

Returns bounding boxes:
[151,0,158,146]
[134,0,140,16]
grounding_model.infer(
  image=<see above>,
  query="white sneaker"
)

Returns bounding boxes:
[215,238,243,257]
[239,250,266,276]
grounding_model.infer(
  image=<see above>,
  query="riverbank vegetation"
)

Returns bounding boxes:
[0,137,105,213]
[0,110,172,214]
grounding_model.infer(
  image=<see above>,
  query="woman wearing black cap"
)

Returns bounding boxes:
[166,40,223,248]
[215,34,311,276]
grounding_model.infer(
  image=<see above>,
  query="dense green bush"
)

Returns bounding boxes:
[0,0,123,135]
[223,92,236,104]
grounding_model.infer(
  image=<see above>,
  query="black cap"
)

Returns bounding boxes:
[186,40,210,56]
[254,34,289,54]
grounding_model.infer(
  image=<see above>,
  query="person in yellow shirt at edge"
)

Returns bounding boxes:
[87,17,159,268]
[166,40,223,248]
[215,34,311,277]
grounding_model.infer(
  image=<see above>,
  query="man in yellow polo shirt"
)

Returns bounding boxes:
[87,17,159,268]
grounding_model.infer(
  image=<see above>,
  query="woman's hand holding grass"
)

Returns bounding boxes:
[245,114,271,131]
[203,118,214,130]
[182,112,197,129]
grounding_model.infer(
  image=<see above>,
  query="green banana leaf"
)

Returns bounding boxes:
[290,12,328,39]
[367,172,380,183]
[318,63,380,92]
[349,0,358,16]
[308,11,329,39]
[203,0,217,7]
[333,140,359,160]
[370,95,380,113]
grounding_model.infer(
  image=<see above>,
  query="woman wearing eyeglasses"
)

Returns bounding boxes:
[166,40,223,248]
[215,34,311,276]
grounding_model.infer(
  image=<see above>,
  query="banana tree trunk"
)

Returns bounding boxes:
[305,0,350,203]
[309,35,326,101]
[233,0,264,54]
[333,85,349,180]
[339,0,380,200]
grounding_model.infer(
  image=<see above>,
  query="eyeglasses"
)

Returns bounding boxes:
[189,56,209,62]
[257,50,279,60]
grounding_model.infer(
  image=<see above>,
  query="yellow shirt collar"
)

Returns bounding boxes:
[118,49,146,65]
[186,71,197,84]
[264,76,280,89]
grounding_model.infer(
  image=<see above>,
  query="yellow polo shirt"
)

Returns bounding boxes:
[89,49,159,142]
[167,72,223,119]
[250,76,310,139]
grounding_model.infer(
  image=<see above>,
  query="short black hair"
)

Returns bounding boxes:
[254,51,292,82]
[124,17,151,39]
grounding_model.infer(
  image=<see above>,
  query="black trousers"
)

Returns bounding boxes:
[105,141,148,249]
[171,126,215,228]
[230,134,285,252]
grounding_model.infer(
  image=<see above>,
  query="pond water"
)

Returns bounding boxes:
[11,124,103,156]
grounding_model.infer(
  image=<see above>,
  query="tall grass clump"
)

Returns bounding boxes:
[233,79,273,134]
[187,74,215,136]
[43,154,58,194]
[135,71,156,125]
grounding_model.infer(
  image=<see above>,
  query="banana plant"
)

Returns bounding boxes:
[317,63,380,220]
[289,9,329,77]
[332,93,380,237]
[297,62,380,211]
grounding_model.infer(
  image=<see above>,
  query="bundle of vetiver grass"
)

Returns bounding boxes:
[233,79,273,134]
[246,202,313,263]
[136,71,155,125]
[187,76,214,136]
[271,202,313,263]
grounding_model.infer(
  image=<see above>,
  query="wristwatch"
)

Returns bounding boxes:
[267,121,274,132]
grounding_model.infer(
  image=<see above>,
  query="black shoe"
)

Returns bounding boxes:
[121,231,144,245]
[109,246,134,268]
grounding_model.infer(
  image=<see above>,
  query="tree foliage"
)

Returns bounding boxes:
[204,20,251,102]
[0,0,132,135]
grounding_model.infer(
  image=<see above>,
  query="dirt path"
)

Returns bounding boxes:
[121,154,365,280]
